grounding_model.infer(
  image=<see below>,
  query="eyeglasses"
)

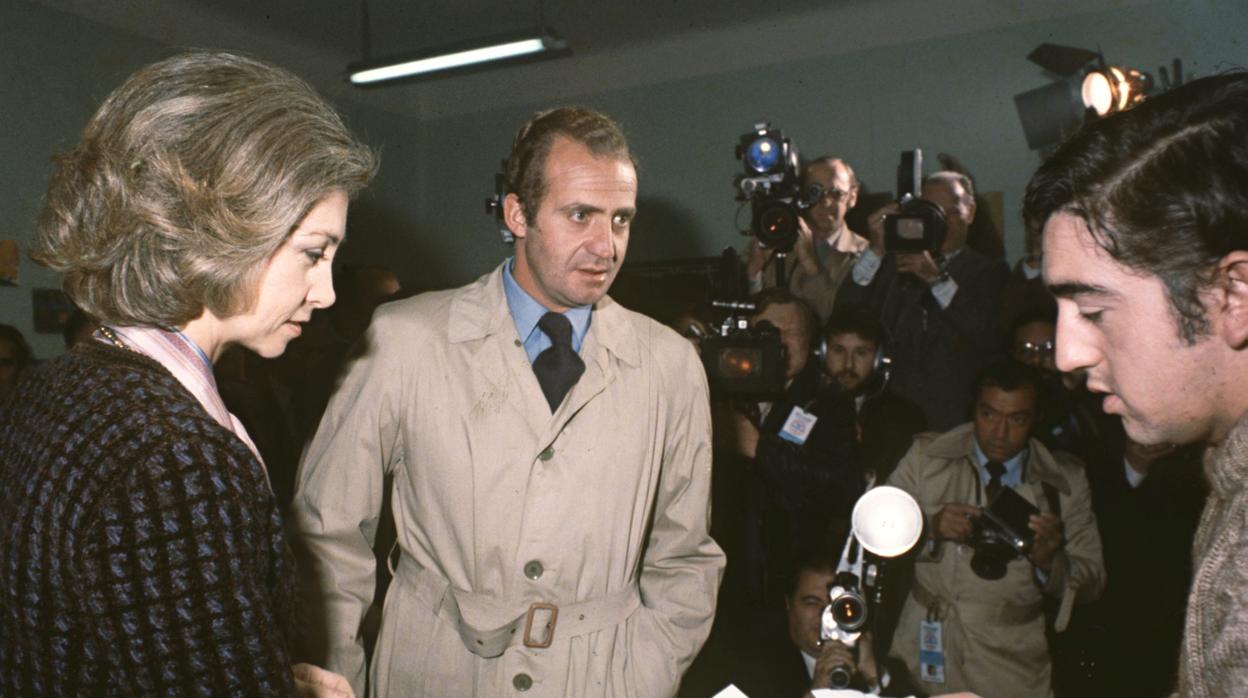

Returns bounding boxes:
[817,188,853,203]
[1012,340,1055,358]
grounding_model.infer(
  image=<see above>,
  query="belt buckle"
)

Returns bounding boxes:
[523,602,558,648]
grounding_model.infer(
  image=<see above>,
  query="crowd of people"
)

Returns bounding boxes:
[1,49,1246,698]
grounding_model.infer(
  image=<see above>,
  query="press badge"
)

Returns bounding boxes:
[779,406,818,445]
[919,619,946,684]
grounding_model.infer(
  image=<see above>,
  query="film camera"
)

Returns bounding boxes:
[699,300,787,399]
[883,149,947,254]
[734,122,825,253]
[970,486,1041,580]
[818,487,923,690]
[822,570,870,688]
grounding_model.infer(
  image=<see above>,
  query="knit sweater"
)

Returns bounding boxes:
[0,341,297,696]
[1180,413,1248,697]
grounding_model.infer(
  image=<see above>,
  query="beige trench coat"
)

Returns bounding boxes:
[884,424,1105,698]
[291,265,724,697]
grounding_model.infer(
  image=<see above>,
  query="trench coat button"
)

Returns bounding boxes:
[513,673,533,691]
[539,446,554,461]
[524,560,544,580]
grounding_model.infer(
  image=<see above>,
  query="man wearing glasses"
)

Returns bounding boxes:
[746,156,869,321]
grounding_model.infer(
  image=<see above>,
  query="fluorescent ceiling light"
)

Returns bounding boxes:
[349,33,566,85]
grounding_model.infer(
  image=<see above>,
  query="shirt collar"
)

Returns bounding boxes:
[502,257,592,347]
[972,437,1028,480]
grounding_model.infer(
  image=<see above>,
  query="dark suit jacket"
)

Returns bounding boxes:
[1081,442,1207,697]
[836,247,1009,431]
[858,388,927,484]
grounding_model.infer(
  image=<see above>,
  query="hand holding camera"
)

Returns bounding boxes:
[1027,512,1063,573]
[933,502,981,542]
[810,639,856,690]
[864,202,899,256]
[895,250,943,285]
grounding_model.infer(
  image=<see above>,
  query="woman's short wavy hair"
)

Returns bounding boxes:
[34,51,377,327]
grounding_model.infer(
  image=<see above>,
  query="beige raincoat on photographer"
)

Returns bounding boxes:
[291,265,724,697]
[885,424,1105,698]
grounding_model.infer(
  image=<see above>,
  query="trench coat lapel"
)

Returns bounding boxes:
[537,297,642,449]
[448,266,550,439]
[924,423,1073,507]
[448,264,644,453]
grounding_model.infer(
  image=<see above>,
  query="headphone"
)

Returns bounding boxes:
[815,331,893,396]
[483,164,516,243]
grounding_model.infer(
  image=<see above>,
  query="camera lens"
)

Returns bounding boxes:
[969,535,1018,580]
[830,664,853,688]
[753,202,798,251]
[831,593,867,631]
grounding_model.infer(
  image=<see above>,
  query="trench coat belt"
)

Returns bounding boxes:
[910,579,1042,625]
[397,554,642,659]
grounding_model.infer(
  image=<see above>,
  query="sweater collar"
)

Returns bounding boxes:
[1206,411,1248,497]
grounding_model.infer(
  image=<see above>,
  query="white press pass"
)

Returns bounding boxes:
[778,406,818,445]
[919,619,945,684]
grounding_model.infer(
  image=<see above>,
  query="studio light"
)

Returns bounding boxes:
[1080,66,1153,116]
[349,30,567,85]
[1013,43,1165,150]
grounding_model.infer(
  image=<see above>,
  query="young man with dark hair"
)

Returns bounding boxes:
[1026,71,1248,696]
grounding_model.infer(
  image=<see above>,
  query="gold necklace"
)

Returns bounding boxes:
[97,326,143,355]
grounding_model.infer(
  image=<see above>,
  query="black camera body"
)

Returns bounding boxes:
[735,122,821,253]
[882,149,947,254]
[699,301,787,399]
[970,486,1040,580]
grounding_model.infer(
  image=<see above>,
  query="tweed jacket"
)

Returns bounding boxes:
[0,341,297,696]
[290,264,724,697]
[885,423,1105,698]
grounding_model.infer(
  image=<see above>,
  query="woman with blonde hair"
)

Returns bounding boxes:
[0,51,375,696]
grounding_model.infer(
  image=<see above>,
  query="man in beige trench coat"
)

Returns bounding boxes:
[885,360,1104,698]
[291,107,725,697]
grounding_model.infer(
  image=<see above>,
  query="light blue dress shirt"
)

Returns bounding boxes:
[972,439,1028,494]
[502,257,592,364]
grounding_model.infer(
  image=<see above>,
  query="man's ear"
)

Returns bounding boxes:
[502,193,529,241]
[1216,251,1248,349]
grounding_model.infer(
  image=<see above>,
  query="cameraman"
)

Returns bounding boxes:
[727,289,861,607]
[884,359,1104,698]
[836,171,1008,432]
[746,157,869,321]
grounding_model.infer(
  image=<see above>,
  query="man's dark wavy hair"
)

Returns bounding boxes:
[1023,71,1248,343]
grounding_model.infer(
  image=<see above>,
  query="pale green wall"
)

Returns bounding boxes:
[0,1,423,359]
[3,0,1245,359]
[409,0,1248,289]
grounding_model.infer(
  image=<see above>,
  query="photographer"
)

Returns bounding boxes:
[884,359,1104,698]
[727,289,861,607]
[746,157,869,321]
[836,171,1008,431]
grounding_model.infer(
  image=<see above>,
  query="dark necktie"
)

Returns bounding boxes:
[985,460,1006,502]
[533,312,585,411]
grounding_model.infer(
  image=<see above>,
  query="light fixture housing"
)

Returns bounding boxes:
[1081,66,1153,116]
[349,29,568,86]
